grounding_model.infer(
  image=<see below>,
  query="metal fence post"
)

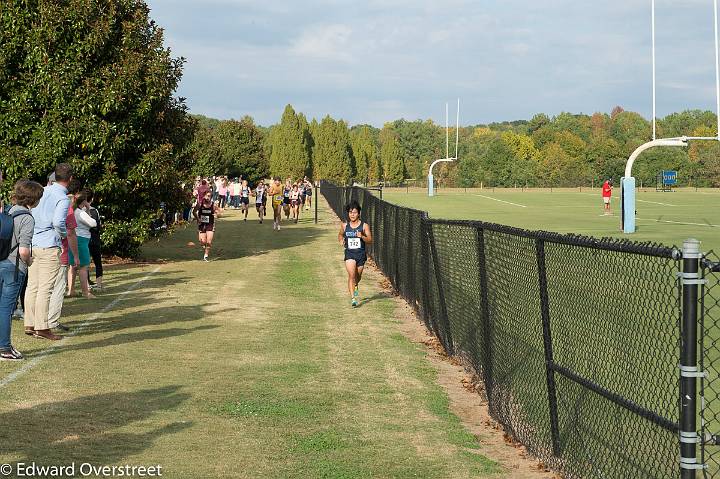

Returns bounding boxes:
[419,214,440,337]
[680,238,703,477]
[314,184,318,224]
[535,238,561,457]
[426,220,455,356]
[475,228,494,411]
[393,207,400,290]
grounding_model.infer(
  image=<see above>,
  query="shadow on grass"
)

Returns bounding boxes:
[140,219,325,263]
[27,300,222,357]
[59,273,198,322]
[35,324,219,358]
[73,301,218,336]
[359,292,392,306]
[0,386,192,465]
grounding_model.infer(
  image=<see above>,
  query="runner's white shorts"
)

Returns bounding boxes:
[603,197,611,204]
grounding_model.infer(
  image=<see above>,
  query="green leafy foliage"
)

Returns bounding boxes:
[380,125,404,184]
[313,115,353,184]
[261,105,720,188]
[0,0,195,256]
[350,126,378,184]
[268,104,311,180]
[189,116,268,182]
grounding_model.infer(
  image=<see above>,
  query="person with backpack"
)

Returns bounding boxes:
[24,163,74,341]
[0,180,44,360]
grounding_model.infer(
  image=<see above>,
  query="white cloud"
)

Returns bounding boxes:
[290,24,353,62]
[148,0,720,126]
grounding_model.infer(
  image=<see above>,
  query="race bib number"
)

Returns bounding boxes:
[274,195,283,202]
[347,237,361,250]
[200,215,210,224]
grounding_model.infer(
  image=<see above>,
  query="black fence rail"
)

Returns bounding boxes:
[321,181,719,479]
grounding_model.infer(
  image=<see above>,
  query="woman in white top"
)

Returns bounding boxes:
[68,189,97,299]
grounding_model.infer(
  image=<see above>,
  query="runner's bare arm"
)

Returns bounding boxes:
[338,222,346,246]
[361,223,372,244]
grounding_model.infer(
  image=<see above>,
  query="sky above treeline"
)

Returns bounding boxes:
[147,0,720,127]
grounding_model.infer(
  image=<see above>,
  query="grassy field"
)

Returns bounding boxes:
[381,187,720,253]
[0,200,521,479]
[377,186,720,477]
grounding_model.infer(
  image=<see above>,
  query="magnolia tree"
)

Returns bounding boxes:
[0,0,195,256]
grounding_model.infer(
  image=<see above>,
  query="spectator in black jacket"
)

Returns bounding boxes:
[86,189,103,291]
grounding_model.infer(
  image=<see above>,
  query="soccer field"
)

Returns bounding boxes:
[381,187,720,254]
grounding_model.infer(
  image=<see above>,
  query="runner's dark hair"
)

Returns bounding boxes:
[345,200,361,214]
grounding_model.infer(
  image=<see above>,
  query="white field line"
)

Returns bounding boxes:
[0,265,162,389]
[637,199,678,207]
[473,194,527,208]
[636,217,719,228]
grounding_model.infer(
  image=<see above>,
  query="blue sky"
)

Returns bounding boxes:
[147,0,720,127]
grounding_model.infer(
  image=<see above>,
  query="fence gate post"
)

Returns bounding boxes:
[680,238,703,477]
[535,238,561,457]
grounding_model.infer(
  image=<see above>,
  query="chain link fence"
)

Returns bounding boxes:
[702,251,720,477]
[322,181,720,478]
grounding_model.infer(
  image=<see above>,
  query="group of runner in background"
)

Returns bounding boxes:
[189,176,315,261]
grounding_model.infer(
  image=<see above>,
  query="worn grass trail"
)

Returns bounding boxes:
[0,200,508,478]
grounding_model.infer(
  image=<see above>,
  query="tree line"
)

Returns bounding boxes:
[196,104,720,189]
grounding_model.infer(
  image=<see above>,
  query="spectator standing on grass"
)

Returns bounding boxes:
[86,189,104,291]
[304,177,313,211]
[217,177,228,209]
[24,163,74,341]
[47,179,81,333]
[602,179,613,215]
[67,189,97,299]
[230,178,240,209]
[225,177,231,206]
[14,172,59,320]
[0,180,44,360]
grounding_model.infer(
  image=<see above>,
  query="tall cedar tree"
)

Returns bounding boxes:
[380,125,404,184]
[314,115,353,184]
[0,0,195,256]
[269,104,310,180]
[350,126,378,183]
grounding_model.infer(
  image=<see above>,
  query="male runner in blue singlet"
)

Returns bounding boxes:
[338,200,373,307]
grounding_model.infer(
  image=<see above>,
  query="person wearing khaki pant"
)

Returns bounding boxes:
[47,265,68,329]
[24,248,61,332]
[24,163,73,341]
